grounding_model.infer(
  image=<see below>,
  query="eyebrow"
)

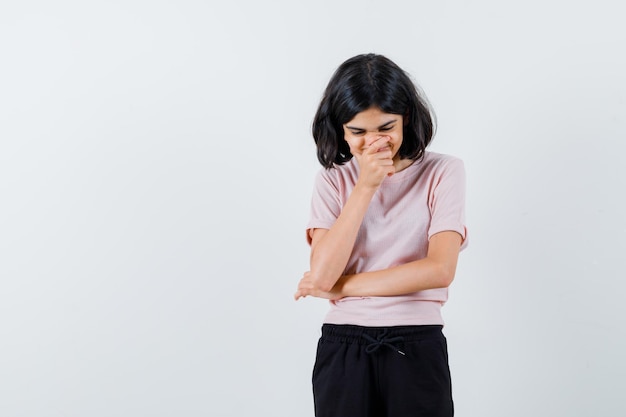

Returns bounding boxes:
[345,119,397,131]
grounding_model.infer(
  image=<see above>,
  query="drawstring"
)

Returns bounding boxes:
[363,330,405,356]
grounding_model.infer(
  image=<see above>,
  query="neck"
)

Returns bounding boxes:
[393,157,414,173]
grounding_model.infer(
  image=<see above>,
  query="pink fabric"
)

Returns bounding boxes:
[306,151,468,326]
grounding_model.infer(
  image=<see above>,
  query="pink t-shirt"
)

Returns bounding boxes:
[306,151,468,326]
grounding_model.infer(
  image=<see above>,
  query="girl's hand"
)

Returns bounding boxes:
[294,271,343,301]
[353,136,395,189]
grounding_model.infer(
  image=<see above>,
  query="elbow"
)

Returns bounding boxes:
[440,272,455,288]
[438,264,456,288]
[309,251,342,292]
[308,270,337,293]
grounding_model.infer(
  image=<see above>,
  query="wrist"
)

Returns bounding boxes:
[353,180,379,195]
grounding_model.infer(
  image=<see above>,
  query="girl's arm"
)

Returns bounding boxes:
[335,231,462,297]
[306,184,376,292]
[306,137,395,293]
[294,231,462,300]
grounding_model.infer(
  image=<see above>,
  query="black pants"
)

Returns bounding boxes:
[312,324,453,417]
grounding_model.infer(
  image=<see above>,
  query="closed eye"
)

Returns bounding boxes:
[345,119,398,135]
[348,129,366,135]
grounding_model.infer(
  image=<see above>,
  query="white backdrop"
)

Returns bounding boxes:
[1,1,625,416]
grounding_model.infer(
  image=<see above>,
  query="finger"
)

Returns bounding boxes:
[363,150,393,166]
[364,136,390,154]
[371,149,393,160]
[367,136,389,152]
[366,135,389,147]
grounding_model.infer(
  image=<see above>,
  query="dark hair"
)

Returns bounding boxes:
[312,53,436,168]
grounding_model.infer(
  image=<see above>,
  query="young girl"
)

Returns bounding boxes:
[294,53,468,417]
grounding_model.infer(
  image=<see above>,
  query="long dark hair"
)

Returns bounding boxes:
[312,53,435,168]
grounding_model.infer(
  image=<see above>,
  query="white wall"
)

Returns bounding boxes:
[1,1,624,416]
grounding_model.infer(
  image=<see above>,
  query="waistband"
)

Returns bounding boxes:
[321,324,443,344]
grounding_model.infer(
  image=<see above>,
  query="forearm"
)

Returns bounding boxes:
[309,183,377,291]
[333,232,462,297]
[334,259,453,297]
[294,258,449,302]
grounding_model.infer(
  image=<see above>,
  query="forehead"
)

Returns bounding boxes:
[345,106,402,127]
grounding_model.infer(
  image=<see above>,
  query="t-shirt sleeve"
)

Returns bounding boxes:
[305,169,342,245]
[428,157,469,250]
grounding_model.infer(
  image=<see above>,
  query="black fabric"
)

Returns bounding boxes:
[312,324,453,417]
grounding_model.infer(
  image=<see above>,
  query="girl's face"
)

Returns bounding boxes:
[343,106,405,166]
